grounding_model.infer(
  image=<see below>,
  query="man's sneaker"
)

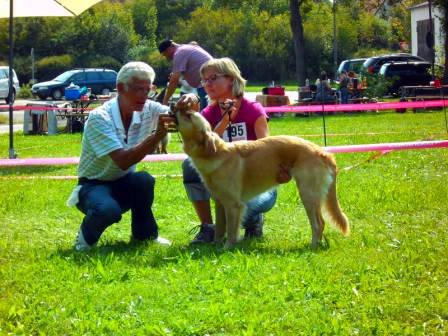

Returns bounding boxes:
[153,236,172,246]
[244,214,264,239]
[190,224,215,244]
[74,229,93,251]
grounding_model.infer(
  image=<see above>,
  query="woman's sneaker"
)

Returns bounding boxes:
[190,224,215,244]
[244,214,264,238]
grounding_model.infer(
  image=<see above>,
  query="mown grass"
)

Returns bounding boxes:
[0,110,447,335]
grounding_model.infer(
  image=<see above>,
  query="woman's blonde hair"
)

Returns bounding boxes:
[200,57,246,99]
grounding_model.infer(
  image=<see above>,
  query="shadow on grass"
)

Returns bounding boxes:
[54,235,331,267]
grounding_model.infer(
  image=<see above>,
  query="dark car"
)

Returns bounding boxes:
[379,61,432,95]
[337,58,367,77]
[362,53,426,75]
[32,68,117,100]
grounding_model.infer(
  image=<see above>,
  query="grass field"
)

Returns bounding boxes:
[1,110,447,335]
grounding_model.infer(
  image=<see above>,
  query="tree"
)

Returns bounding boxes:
[289,0,306,85]
[433,0,447,82]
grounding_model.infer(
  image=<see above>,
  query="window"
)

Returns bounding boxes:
[86,72,102,80]
[102,71,117,80]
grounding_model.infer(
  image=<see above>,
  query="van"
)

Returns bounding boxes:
[0,66,20,103]
[379,61,432,95]
[362,53,425,75]
[31,68,117,100]
[337,58,367,77]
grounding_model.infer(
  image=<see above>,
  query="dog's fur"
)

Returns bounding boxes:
[174,107,349,249]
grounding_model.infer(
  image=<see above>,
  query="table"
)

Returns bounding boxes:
[400,85,448,99]
[58,96,111,133]
[23,102,59,135]
[57,99,91,133]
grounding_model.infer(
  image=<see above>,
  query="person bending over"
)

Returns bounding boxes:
[158,39,212,110]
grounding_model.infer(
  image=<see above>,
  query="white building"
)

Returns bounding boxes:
[409,2,444,65]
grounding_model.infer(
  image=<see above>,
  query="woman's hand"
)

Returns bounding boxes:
[276,163,291,184]
[177,93,200,111]
[219,99,238,121]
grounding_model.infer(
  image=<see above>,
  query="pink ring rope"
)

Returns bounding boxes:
[0,140,446,167]
[264,99,448,114]
[1,99,447,114]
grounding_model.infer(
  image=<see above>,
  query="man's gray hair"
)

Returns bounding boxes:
[116,62,156,90]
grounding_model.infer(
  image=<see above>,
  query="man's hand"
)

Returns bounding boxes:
[157,114,178,133]
[276,163,291,184]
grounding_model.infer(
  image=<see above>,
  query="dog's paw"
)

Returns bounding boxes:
[223,241,237,250]
[310,235,330,251]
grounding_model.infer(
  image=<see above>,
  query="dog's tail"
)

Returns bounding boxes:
[324,170,349,235]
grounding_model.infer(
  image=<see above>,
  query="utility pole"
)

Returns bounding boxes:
[31,48,35,84]
[8,0,17,159]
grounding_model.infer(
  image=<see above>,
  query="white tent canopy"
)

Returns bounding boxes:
[0,0,103,18]
[1,0,103,158]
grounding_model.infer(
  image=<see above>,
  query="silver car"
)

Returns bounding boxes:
[0,66,20,103]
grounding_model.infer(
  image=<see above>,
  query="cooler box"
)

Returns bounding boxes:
[65,87,81,100]
[262,86,285,96]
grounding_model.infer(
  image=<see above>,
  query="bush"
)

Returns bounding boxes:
[17,83,33,99]
[363,73,394,99]
[145,51,171,86]
[36,55,74,82]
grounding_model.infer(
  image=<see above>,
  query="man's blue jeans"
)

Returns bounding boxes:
[182,159,277,228]
[197,87,208,111]
[76,171,158,246]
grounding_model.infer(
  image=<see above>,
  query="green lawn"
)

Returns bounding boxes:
[1,110,447,335]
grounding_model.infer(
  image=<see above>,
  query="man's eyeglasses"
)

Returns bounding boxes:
[128,83,151,95]
[200,74,226,86]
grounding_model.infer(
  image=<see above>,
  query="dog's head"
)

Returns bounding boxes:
[172,105,219,156]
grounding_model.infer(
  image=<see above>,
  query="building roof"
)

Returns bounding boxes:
[408,2,429,11]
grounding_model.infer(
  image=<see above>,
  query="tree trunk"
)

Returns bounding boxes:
[289,0,306,85]
[442,4,448,84]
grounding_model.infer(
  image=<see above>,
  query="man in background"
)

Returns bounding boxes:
[158,39,212,110]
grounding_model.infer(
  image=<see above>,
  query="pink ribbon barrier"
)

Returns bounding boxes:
[0,140,447,167]
[0,105,94,112]
[265,99,448,114]
[0,153,188,167]
[1,99,447,114]
[324,139,448,153]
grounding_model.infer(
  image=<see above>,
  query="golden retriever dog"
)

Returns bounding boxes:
[173,106,349,249]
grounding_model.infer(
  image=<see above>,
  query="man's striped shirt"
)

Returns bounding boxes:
[77,97,169,181]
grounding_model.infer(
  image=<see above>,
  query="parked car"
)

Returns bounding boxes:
[379,61,433,96]
[31,68,117,100]
[337,58,367,77]
[362,53,426,75]
[0,66,20,103]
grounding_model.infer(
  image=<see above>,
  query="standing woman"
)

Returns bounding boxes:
[182,57,288,243]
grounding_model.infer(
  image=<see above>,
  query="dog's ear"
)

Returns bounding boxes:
[189,112,217,155]
[203,131,217,155]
